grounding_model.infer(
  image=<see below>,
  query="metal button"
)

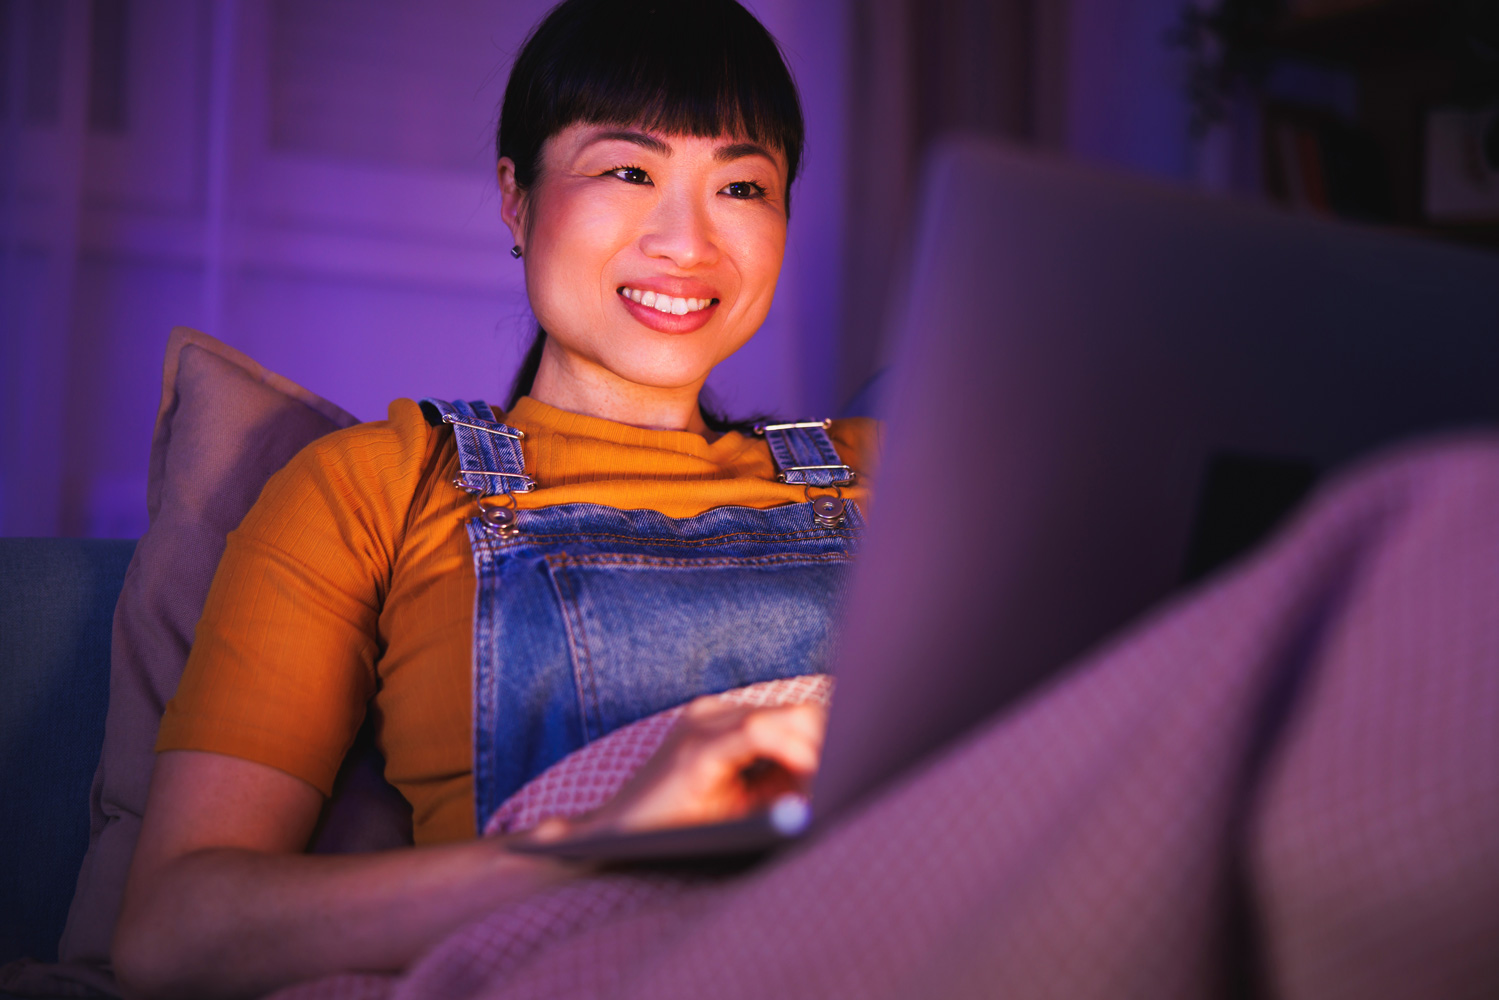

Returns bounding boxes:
[480,503,519,536]
[811,495,846,528]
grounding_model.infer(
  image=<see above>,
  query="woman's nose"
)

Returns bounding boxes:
[639,191,719,269]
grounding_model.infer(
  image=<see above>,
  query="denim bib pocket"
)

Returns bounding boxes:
[544,548,856,741]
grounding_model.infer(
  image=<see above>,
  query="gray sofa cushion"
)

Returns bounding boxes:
[0,538,134,968]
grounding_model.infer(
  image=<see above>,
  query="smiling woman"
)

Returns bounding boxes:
[110,2,877,998]
[493,0,806,435]
[507,125,789,434]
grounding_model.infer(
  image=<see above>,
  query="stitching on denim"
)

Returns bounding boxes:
[466,521,500,828]
[545,560,603,743]
[491,524,861,550]
[545,552,853,571]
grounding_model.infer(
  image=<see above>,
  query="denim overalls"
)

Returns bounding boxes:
[420,399,866,831]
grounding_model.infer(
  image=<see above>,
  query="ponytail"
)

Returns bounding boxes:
[504,327,548,411]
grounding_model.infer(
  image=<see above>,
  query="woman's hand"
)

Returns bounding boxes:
[528,698,828,843]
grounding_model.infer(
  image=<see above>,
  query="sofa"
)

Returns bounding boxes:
[0,537,135,975]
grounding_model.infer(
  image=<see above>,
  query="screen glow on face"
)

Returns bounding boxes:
[516,123,789,397]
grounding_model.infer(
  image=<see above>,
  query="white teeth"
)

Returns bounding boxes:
[619,287,714,314]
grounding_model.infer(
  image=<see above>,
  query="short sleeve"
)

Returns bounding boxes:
[157,399,442,795]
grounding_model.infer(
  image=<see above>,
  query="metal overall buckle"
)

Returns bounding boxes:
[753,420,859,488]
[442,411,533,537]
[445,414,536,494]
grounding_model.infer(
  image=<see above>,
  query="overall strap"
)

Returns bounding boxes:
[419,398,534,497]
[755,420,855,488]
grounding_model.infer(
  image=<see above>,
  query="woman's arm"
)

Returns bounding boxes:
[116,702,827,1000]
[113,751,577,1000]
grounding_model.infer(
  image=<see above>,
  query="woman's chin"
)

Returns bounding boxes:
[603,359,722,394]
[591,335,750,394]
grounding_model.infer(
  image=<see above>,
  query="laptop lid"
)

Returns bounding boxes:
[812,137,1499,823]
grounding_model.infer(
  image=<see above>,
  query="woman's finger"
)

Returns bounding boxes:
[735,705,827,766]
[674,704,824,776]
[677,701,827,753]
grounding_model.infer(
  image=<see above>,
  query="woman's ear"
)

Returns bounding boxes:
[497,157,528,251]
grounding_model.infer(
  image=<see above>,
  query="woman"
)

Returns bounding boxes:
[113,2,874,996]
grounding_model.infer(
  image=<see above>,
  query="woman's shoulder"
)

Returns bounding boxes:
[301,397,440,455]
[241,398,454,539]
[285,398,449,483]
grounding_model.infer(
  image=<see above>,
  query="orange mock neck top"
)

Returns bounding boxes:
[159,396,879,844]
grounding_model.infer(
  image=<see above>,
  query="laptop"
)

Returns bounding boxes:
[511,137,1499,864]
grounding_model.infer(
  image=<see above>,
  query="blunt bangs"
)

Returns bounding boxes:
[498,0,805,204]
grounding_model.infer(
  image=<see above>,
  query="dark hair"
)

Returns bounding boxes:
[498,0,803,431]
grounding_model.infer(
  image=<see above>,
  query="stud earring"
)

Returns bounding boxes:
[511,246,523,259]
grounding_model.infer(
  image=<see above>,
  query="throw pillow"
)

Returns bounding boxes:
[2,328,412,998]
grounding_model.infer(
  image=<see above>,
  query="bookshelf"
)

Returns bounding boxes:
[1237,0,1499,249]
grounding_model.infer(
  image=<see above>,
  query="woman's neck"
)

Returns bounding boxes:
[528,344,713,437]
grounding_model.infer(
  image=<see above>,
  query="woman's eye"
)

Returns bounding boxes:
[722,180,767,200]
[608,166,651,185]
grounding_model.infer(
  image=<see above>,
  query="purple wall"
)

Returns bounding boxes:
[2,0,1207,538]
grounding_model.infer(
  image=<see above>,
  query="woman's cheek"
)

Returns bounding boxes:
[528,211,632,326]
[734,227,786,317]
[550,204,626,263]
[726,208,786,279]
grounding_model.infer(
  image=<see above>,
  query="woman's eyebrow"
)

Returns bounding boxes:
[714,141,778,166]
[579,130,777,168]
[582,130,672,157]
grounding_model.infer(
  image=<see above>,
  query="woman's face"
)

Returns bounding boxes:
[501,122,789,400]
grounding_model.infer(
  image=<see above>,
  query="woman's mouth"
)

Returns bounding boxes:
[617,286,719,333]
[619,286,716,315]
